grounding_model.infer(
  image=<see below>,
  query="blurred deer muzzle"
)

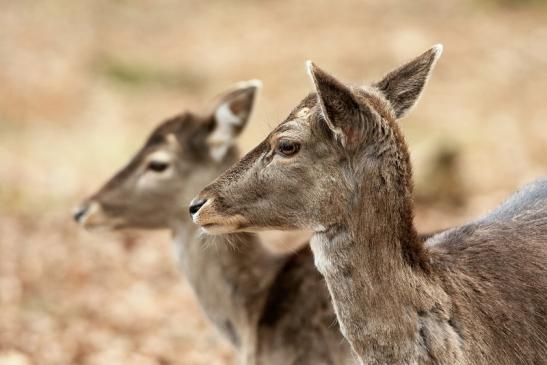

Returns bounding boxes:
[73,203,90,223]
[72,201,108,229]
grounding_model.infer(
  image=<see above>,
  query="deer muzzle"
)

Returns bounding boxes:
[72,200,114,230]
[189,197,248,234]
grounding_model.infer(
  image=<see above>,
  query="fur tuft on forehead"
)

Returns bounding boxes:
[269,94,317,132]
[145,114,193,146]
[288,93,318,119]
[143,112,215,152]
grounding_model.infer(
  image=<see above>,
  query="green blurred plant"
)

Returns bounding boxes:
[482,0,547,8]
[95,56,205,91]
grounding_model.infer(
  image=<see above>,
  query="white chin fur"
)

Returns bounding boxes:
[200,224,238,235]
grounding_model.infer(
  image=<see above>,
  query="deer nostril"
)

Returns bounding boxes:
[189,198,207,216]
[73,205,89,223]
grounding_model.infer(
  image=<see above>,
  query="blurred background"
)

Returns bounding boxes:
[1,0,546,364]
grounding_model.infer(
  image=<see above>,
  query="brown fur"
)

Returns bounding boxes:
[191,47,547,364]
[73,83,354,365]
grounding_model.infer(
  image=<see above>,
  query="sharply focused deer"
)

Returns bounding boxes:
[190,47,547,364]
[73,82,355,365]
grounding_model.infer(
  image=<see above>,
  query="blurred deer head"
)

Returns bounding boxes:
[74,80,260,231]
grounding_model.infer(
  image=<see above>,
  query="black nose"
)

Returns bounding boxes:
[189,198,207,215]
[73,205,88,223]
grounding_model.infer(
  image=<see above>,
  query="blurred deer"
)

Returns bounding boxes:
[190,47,547,364]
[73,82,354,365]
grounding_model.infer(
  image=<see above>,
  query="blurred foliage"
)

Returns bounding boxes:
[415,143,467,210]
[96,56,205,91]
[483,0,547,9]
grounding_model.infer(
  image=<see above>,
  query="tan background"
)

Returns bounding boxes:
[1,1,546,364]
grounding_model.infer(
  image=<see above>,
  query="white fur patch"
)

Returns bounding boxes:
[209,103,242,162]
[209,144,230,162]
[296,107,311,119]
[215,102,242,127]
[309,232,332,274]
[147,150,171,165]
[165,133,178,147]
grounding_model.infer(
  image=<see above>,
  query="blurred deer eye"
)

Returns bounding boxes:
[147,161,169,173]
[276,140,300,157]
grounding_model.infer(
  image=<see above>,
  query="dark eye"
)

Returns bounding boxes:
[276,140,300,157]
[147,160,169,173]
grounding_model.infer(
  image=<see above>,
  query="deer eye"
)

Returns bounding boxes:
[147,160,169,173]
[276,140,300,157]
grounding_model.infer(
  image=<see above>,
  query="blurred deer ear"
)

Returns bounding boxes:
[306,61,362,150]
[207,80,261,161]
[375,44,443,119]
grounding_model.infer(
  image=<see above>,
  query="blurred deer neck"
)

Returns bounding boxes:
[170,216,284,350]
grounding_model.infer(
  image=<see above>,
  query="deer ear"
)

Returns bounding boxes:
[306,61,362,149]
[207,80,261,161]
[375,44,443,119]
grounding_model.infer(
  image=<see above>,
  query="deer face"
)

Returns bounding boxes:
[74,81,260,231]
[190,46,442,234]
[189,95,352,233]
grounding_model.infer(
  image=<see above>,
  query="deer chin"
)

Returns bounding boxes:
[83,219,127,232]
[199,223,241,235]
[196,216,250,235]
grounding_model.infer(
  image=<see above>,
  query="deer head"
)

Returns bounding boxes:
[74,80,260,231]
[190,46,442,237]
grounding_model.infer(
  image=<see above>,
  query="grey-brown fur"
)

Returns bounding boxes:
[191,47,547,364]
[73,83,354,365]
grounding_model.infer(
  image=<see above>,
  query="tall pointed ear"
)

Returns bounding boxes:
[306,61,362,149]
[375,44,443,119]
[207,80,261,161]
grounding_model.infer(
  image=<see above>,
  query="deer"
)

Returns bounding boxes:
[72,81,356,365]
[190,46,547,365]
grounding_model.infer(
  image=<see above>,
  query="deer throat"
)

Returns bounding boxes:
[170,220,285,351]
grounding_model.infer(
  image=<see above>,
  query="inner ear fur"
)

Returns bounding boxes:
[374,44,443,118]
[213,79,261,133]
[207,80,261,161]
[306,61,363,150]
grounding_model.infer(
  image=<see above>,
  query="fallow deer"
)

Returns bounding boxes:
[190,47,547,364]
[73,82,354,365]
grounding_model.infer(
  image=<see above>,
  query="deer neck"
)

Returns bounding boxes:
[310,173,448,361]
[170,215,284,351]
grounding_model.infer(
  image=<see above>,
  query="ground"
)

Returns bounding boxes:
[1,1,546,364]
